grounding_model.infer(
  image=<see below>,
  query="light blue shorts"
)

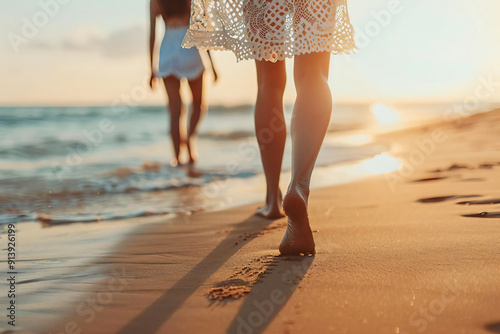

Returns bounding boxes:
[157,26,205,80]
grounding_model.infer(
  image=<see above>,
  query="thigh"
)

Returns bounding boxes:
[294,52,331,82]
[163,76,182,105]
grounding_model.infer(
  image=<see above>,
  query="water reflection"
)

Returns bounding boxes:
[371,103,401,126]
[360,153,401,175]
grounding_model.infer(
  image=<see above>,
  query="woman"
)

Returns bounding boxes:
[149,0,217,176]
[183,0,356,254]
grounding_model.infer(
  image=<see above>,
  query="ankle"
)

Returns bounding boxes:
[265,188,282,202]
[171,158,181,167]
[287,183,309,197]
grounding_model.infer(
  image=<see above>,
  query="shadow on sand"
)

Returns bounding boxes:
[224,255,314,334]
[117,214,276,334]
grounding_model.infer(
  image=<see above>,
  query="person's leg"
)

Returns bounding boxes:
[163,76,185,166]
[254,60,287,219]
[280,51,332,255]
[186,73,205,167]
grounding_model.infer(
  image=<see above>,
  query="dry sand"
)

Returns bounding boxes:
[48,109,500,334]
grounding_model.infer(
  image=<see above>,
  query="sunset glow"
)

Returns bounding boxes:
[371,103,401,126]
[1,0,500,106]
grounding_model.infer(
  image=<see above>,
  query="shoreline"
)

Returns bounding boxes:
[4,101,494,227]
[7,108,500,333]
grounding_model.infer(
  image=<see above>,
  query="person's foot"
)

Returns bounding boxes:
[279,186,315,255]
[255,205,285,220]
[187,137,198,166]
[255,189,285,219]
[186,163,202,178]
[170,158,182,168]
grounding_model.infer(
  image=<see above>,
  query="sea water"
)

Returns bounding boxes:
[0,102,493,225]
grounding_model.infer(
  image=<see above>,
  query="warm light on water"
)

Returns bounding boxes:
[324,134,373,146]
[371,103,401,126]
[360,153,401,175]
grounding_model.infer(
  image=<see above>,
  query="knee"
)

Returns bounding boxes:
[294,71,329,93]
[257,73,286,96]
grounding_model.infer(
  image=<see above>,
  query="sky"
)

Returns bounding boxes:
[1,0,500,106]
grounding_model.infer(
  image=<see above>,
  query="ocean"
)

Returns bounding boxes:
[0,102,493,226]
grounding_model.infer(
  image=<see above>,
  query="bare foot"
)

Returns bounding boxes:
[186,163,202,178]
[187,137,198,166]
[255,205,285,220]
[170,158,182,168]
[255,189,285,219]
[279,186,315,255]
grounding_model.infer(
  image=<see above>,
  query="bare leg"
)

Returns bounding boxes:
[280,52,333,255]
[254,60,287,219]
[163,76,185,166]
[186,73,206,177]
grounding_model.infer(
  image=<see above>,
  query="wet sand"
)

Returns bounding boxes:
[40,109,500,333]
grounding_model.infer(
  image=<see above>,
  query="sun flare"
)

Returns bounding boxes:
[370,103,401,126]
[360,153,401,175]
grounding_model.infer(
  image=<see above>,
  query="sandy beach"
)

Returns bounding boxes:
[3,2,500,333]
[29,108,498,334]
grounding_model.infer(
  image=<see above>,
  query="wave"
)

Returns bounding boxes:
[0,210,177,226]
[0,104,255,121]
[199,130,254,140]
[0,162,258,225]
[0,103,383,226]
[34,210,176,226]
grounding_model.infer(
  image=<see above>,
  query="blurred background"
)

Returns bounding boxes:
[2,0,500,105]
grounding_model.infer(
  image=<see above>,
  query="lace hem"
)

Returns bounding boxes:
[182,0,357,62]
[157,65,204,80]
[183,29,356,62]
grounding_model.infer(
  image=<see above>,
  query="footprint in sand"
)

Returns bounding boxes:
[419,161,499,184]
[417,195,481,203]
[236,222,286,244]
[456,197,500,218]
[456,198,500,205]
[460,178,485,182]
[207,254,309,301]
[416,194,500,218]
[207,255,276,301]
[432,162,499,173]
[479,163,495,169]
[412,176,448,183]
[461,212,500,218]
[486,321,500,333]
[430,163,470,173]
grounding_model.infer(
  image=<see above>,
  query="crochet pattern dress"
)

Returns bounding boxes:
[182,0,356,62]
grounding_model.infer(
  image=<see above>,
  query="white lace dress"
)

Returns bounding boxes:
[182,0,356,62]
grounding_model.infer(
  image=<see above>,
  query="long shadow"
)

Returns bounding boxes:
[486,322,500,333]
[225,255,314,334]
[117,214,274,334]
